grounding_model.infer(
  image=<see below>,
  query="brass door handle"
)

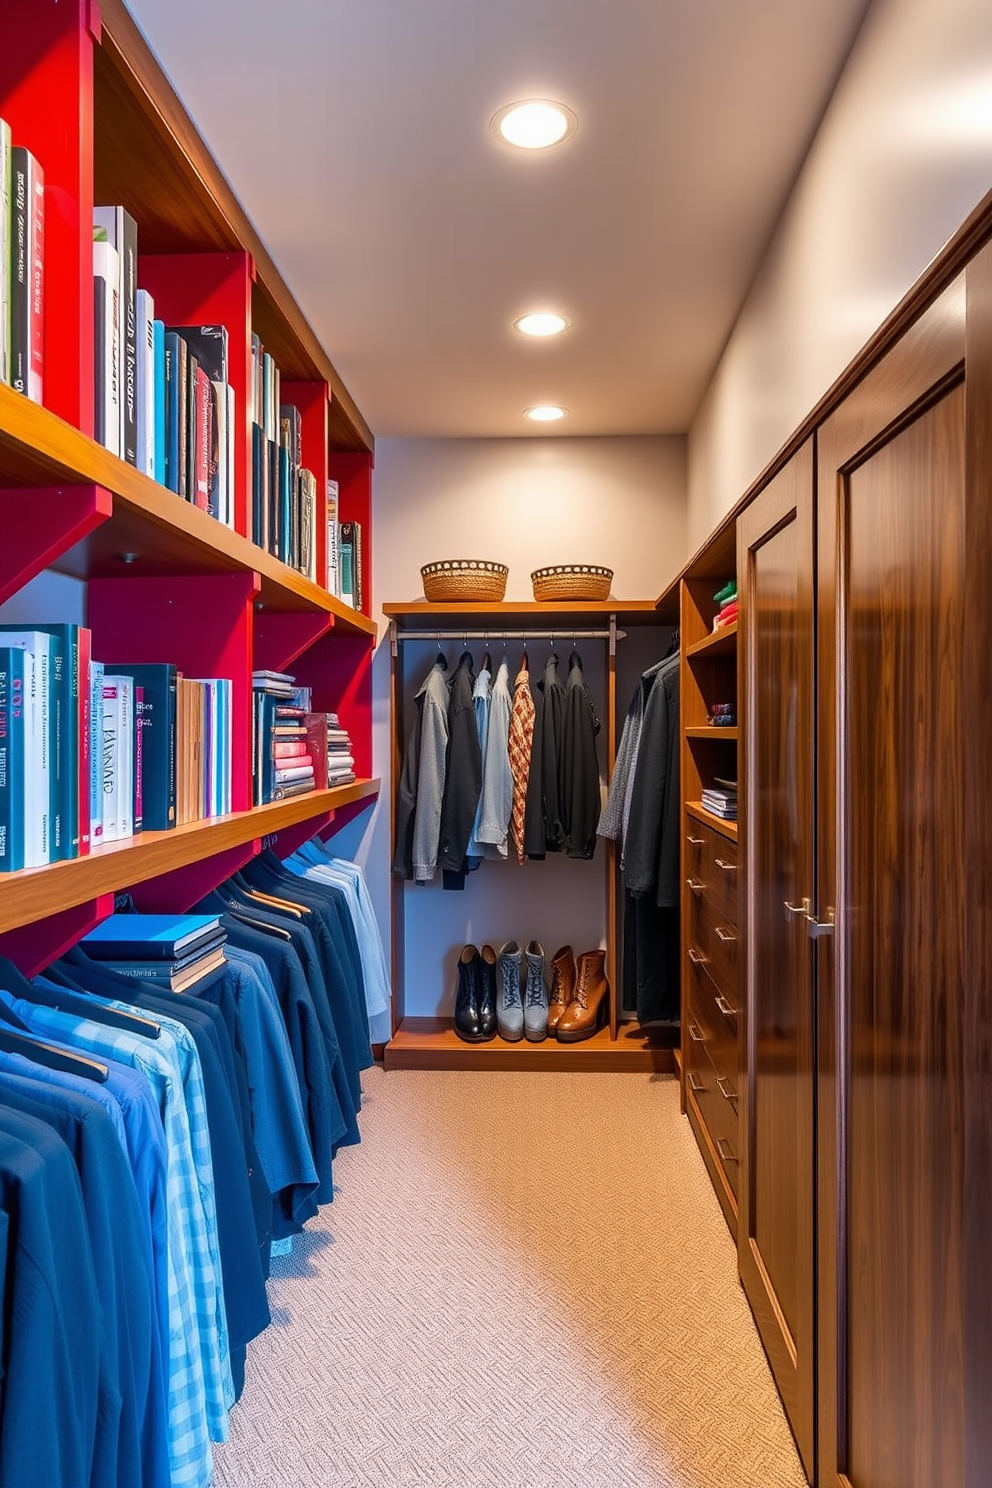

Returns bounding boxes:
[714,925,736,944]
[784,897,811,918]
[687,877,704,896]
[714,857,736,872]
[687,1071,705,1094]
[686,834,704,847]
[687,947,707,965]
[688,1023,705,1042]
[716,1075,737,1102]
[715,994,737,1018]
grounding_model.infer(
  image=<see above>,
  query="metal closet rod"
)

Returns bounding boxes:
[394,628,625,642]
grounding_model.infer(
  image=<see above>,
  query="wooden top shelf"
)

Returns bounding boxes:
[685,725,739,740]
[686,621,738,657]
[383,599,664,628]
[0,779,380,936]
[0,386,376,635]
[686,802,738,842]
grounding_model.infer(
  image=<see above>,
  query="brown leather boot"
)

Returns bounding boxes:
[556,949,610,1042]
[547,946,575,1035]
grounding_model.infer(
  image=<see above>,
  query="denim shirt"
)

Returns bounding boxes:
[476,657,513,857]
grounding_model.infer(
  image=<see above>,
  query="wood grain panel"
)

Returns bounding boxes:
[817,275,968,1488]
[738,441,816,1481]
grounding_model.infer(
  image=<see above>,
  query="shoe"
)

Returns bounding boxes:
[478,944,498,1039]
[547,946,575,1036]
[556,949,610,1042]
[524,940,548,1042]
[497,941,525,1041]
[454,946,493,1043]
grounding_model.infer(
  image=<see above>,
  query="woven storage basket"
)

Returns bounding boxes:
[420,559,509,603]
[530,564,614,602]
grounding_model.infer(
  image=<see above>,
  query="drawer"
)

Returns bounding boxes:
[685,889,740,997]
[687,955,739,1105]
[684,1017,740,1199]
[684,820,738,925]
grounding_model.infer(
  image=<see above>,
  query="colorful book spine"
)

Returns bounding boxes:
[77,627,92,855]
[0,648,25,872]
[194,364,212,511]
[0,119,10,386]
[93,205,138,463]
[93,234,121,456]
[152,320,166,486]
[135,288,156,478]
[89,660,104,843]
[101,679,122,843]
[0,630,53,866]
[133,685,144,833]
[10,147,45,404]
[326,480,339,596]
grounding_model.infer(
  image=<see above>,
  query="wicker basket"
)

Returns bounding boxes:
[420,559,509,603]
[530,564,614,602]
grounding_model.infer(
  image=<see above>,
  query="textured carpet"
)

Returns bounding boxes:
[213,1068,806,1488]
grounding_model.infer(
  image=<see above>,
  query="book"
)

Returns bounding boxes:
[94,205,138,463]
[135,288,156,478]
[193,363,212,511]
[106,663,177,832]
[9,623,86,863]
[304,713,329,790]
[152,320,166,485]
[101,947,227,992]
[272,778,317,801]
[0,648,25,872]
[77,627,92,855]
[92,234,121,455]
[274,763,315,784]
[0,631,53,867]
[340,520,363,611]
[89,660,104,843]
[0,120,10,385]
[326,480,340,596]
[299,468,317,581]
[82,911,222,960]
[339,531,355,607]
[101,678,122,842]
[170,325,228,520]
[133,685,144,833]
[103,675,135,841]
[9,148,44,404]
[185,349,200,505]
[164,330,187,498]
[223,385,236,526]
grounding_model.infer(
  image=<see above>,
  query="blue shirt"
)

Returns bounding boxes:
[1,989,230,1488]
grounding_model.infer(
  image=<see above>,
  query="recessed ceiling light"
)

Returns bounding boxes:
[492,100,577,150]
[525,404,568,422]
[513,312,571,338]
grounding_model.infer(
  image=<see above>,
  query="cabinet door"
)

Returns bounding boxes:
[816,274,968,1488]
[738,440,816,1482]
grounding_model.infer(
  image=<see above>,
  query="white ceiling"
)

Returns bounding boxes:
[126,0,871,441]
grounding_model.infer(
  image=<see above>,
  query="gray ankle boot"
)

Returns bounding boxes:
[497,941,524,1041]
[524,940,548,1042]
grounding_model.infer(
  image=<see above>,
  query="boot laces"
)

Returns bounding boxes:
[502,965,521,1007]
[526,968,544,1006]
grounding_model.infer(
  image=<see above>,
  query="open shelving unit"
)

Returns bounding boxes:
[382,599,679,1072]
[0,0,380,974]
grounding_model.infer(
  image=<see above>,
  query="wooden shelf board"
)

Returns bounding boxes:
[383,1017,678,1072]
[685,725,739,740]
[686,802,739,842]
[0,386,376,634]
[686,622,738,657]
[0,779,380,936]
[383,600,663,628]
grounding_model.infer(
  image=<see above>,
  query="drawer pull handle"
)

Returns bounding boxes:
[714,857,736,872]
[687,947,707,966]
[688,1023,705,1043]
[686,834,705,847]
[715,994,738,1018]
[714,925,736,944]
[687,877,704,896]
[716,1075,737,1102]
[784,898,811,918]
[687,1071,705,1094]
[716,1137,738,1164]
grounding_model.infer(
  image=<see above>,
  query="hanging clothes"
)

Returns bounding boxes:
[438,651,483,885]
[508,657,536,864]
[524,650,566,858]
[476,655,513,859]
[560,650,602,860]
[465,661,492,866]
[393,656,450,883]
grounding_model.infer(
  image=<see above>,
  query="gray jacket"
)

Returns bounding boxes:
[411,660,451,882]
[476,658,513,856]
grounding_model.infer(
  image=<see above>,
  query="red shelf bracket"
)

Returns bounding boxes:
[129,839,261,914]
[0,483,112,606]
[254,611,334,674]
[0,892,115,979]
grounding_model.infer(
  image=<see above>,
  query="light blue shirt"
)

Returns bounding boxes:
[0,989,233,1488]
[477,657,513,857]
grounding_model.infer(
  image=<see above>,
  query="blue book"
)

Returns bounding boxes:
[89,660,104,844]
[103,662,176,831]
[0,648,26,872]
[12,623,82,862]
[152,319,166,485]
[82,912,222,960]
[0,629,53,867]
[164,329,184,496]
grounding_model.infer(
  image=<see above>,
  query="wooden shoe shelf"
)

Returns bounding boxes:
[0,0,379,974]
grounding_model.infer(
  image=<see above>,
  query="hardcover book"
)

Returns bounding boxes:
[0,630,53,867]
[93,233,121,456]
[94,205,138,463]
[82,912,222,959]
[135,288,156,478]
[0,119,11,385]
[9,147,45,404]
[0,648,25,872]
[105,663,177,831]
[152,319,166,485]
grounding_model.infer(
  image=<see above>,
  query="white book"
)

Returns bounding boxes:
[0,119,10,385]
[326,480,340,597]
[225,385,236,526]
[100,680,122,842]
[115,675,134,839]
[1,633,52,867]
[89,659,104,843]
[135,287,156,477]
[93,238,121,456]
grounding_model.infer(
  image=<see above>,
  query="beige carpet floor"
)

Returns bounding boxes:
[213,1067,807,1488]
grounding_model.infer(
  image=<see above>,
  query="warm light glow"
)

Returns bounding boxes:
[525,404,568,422]
[513,312,570,337]
[492,100,577,150]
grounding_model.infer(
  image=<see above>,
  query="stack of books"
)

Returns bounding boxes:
[701,786,738,821]
[253,671,316,804]
[81,912,226,993]
[248,336,318,579]
[326,714,356,786]
[1,121,44,404]
[92,204,236,527]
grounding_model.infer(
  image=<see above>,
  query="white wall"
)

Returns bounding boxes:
[356,434,686,1020]
[688,0,992,548]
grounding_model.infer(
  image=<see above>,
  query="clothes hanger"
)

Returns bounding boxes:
[0,1026,110,1083]
[39,956,163,1038]
[227,908,293,940]
[481,631,492,672]
[229,870,307,918]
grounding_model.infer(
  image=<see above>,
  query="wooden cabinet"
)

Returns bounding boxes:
[0,0,380,971]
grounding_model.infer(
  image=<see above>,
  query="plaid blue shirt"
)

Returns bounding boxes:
[0,990,233,1488]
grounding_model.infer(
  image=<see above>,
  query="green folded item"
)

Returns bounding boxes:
[712,578,737,605]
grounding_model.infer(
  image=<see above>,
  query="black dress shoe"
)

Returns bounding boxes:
[454,945,491,1042]
[477,944,499,1039]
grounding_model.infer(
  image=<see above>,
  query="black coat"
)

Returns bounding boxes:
[561,651,601,860]
[393,684,425,879]
[524,653,566,858]
[623,656,680,906]
[438,652,482,874]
